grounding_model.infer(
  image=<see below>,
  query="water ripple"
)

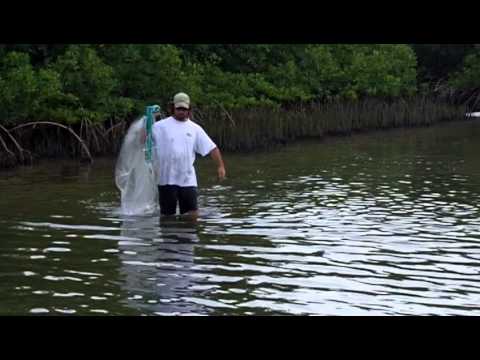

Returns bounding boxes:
[3,123,480,315]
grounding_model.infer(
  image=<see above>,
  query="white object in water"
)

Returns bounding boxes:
[466,112,480,117]
[115,117,159,216]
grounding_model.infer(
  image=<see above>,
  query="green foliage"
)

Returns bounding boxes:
[411,44,476,83]
[0,44,68,66]
[49,45,120,123]
[343,44,417,99]
[186,64,260,108]
[179,44,280,73]
[0,52,64,125]
[262,60,313,102]
[2,44,471,168]
[300,45,342,98]
[0,43,459,127]
[96,44,185,112]
[449,49,480,89]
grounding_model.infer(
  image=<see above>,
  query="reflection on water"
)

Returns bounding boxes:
[117,216,205,315]
[1,119,480,315]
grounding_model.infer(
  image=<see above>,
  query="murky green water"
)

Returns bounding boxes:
[2,119,480,315]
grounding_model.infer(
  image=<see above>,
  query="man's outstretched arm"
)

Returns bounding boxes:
[210,147,226,181]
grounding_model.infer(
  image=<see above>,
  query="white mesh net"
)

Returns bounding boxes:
[115,117,159,215]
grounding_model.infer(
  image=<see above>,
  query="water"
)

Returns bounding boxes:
[1,119,480,315]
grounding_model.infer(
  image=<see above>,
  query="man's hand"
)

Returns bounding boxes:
[210,147,226,182]
[217,165,226,181]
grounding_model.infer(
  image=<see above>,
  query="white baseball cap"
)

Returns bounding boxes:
[173,92,190,109]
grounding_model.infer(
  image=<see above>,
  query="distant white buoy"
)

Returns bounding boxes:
[466,112,480,117]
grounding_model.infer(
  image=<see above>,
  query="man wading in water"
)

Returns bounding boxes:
[152,92,226,219]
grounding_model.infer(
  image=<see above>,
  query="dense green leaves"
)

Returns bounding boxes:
[0,52,64,124]
[449,47,480,89]
[0,44,470,127]
[411,44,477,83]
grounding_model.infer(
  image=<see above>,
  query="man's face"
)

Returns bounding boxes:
[174,106,190,121]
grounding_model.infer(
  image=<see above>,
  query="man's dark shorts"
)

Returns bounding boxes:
[158,185,198,215]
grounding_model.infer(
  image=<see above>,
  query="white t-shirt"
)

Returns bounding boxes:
[152,116,217,187]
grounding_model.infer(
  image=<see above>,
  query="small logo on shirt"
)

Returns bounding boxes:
[186,132,192,137]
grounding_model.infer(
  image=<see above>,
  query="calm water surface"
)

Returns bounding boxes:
[1,119,480,315]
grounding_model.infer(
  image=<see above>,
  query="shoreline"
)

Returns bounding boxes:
[0,97,469,171]
[2,112,476,173]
